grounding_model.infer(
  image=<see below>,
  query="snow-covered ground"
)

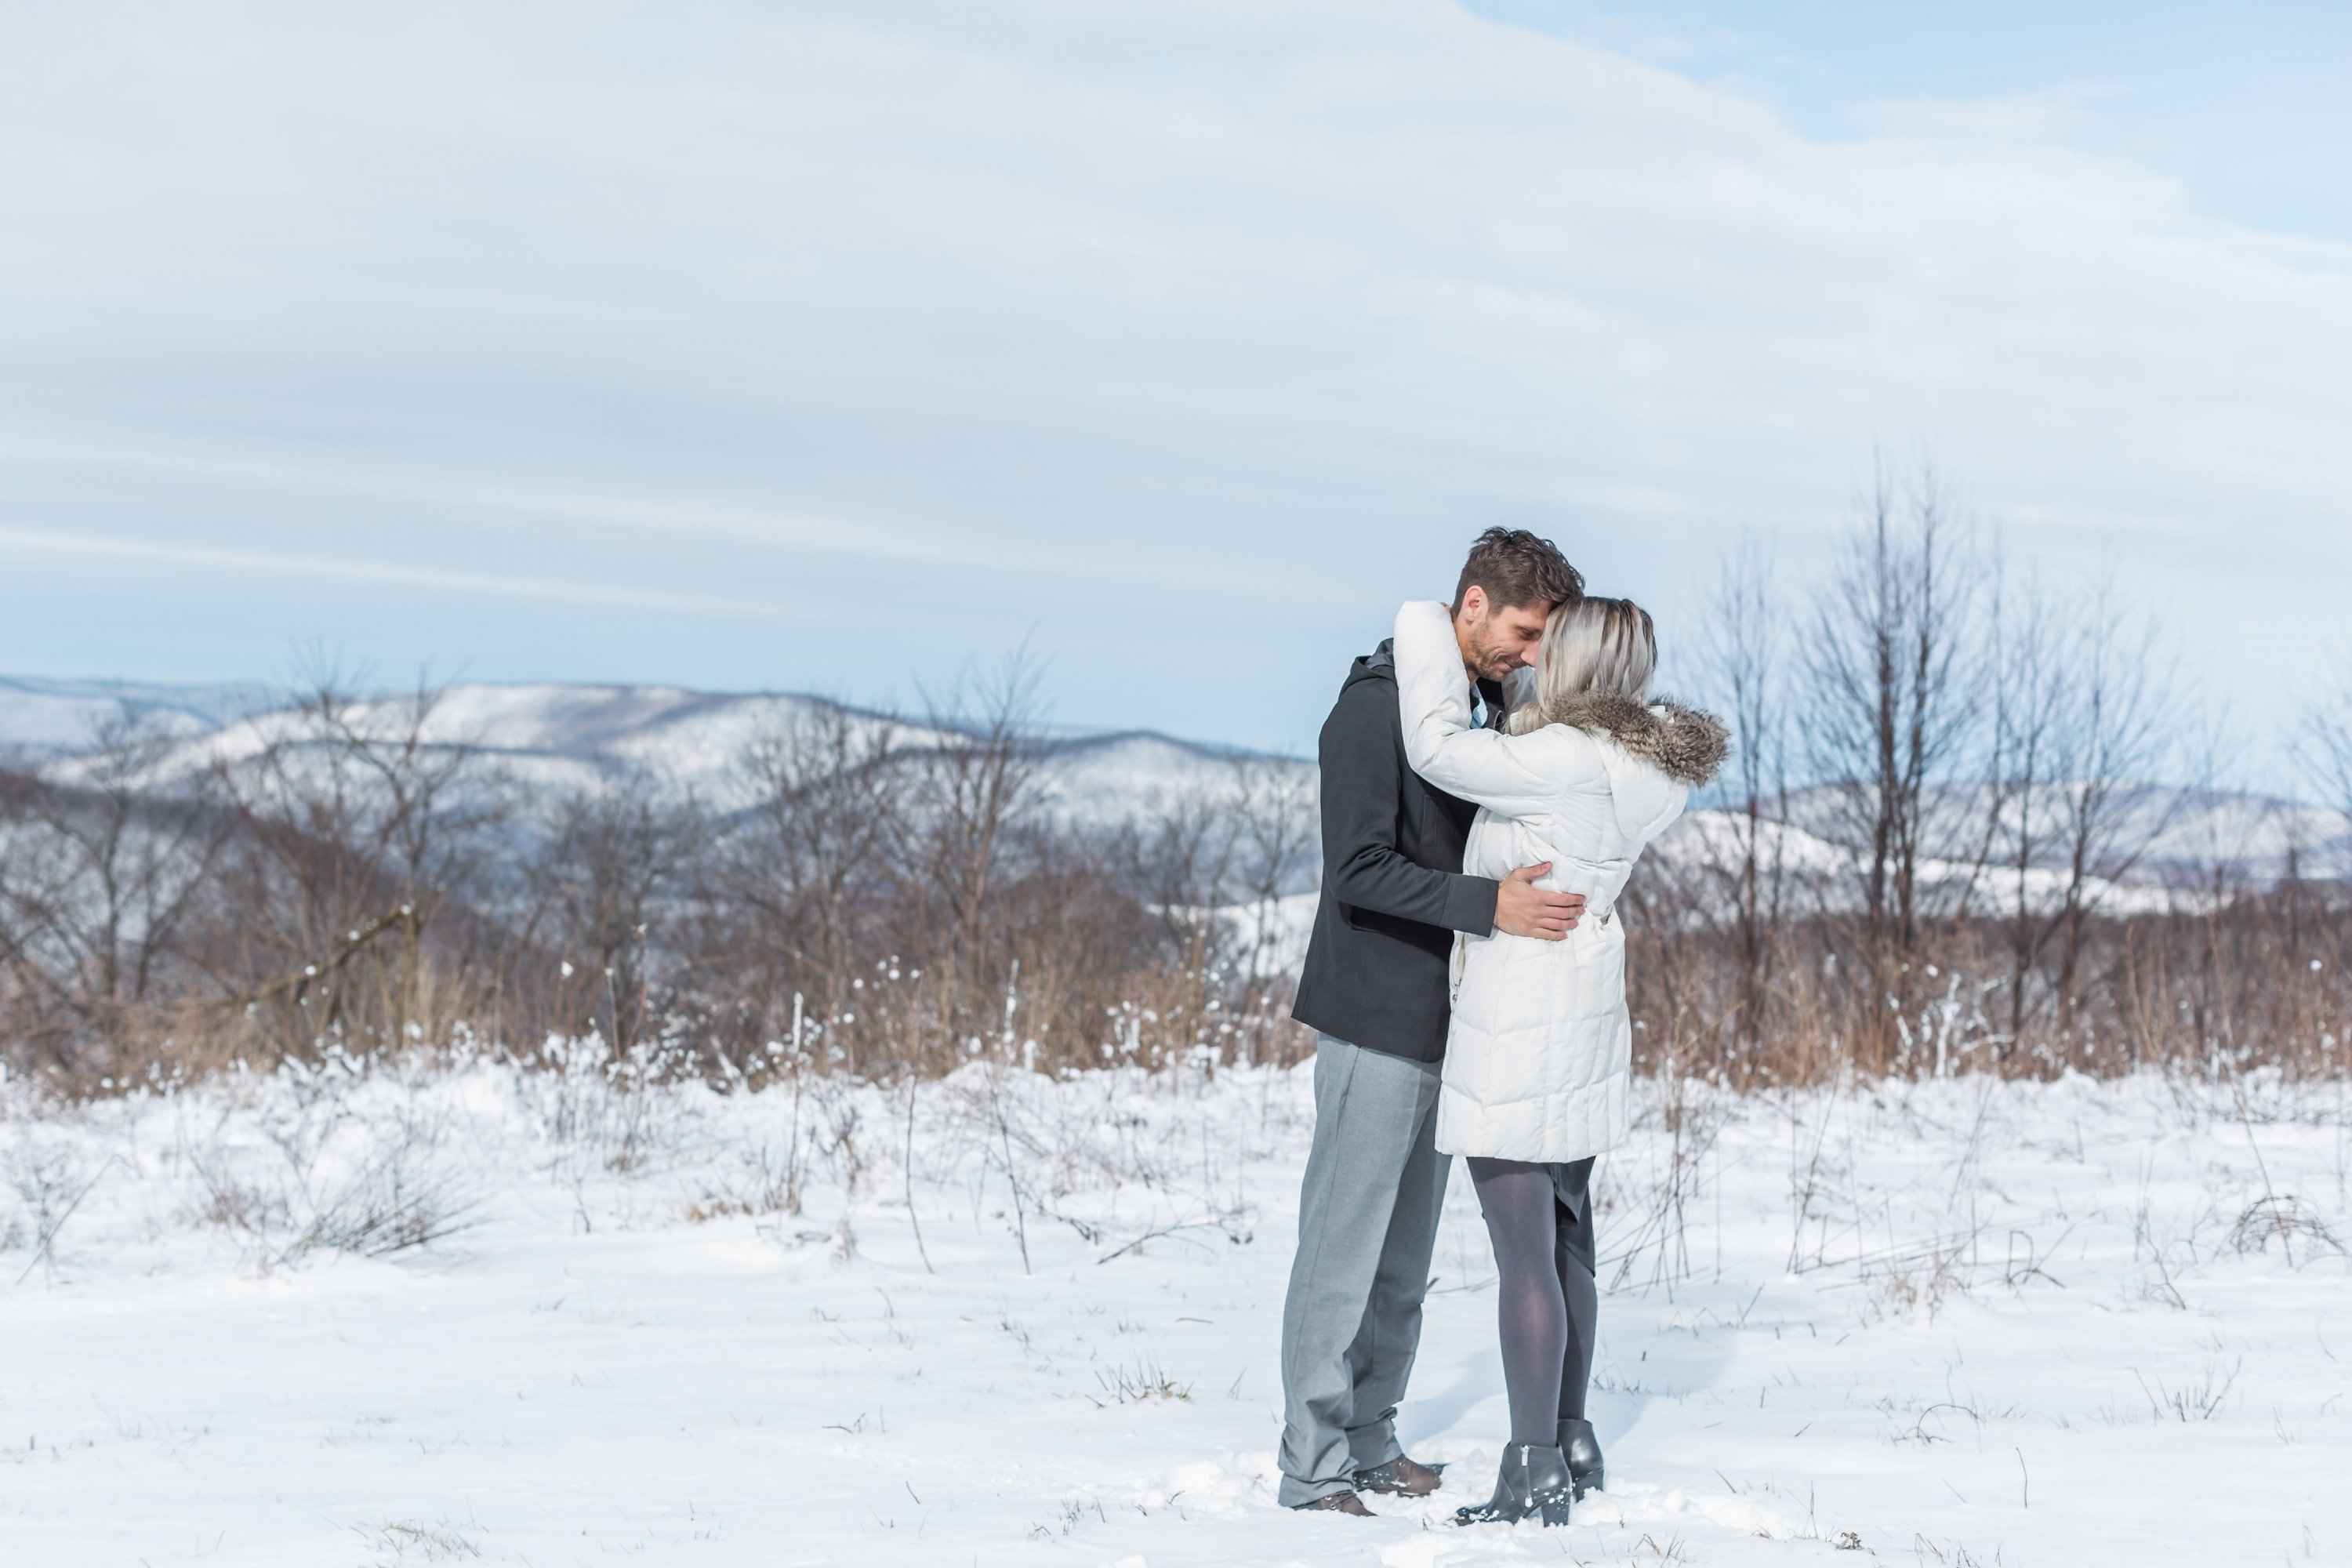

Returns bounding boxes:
[5,1052,2350,1566]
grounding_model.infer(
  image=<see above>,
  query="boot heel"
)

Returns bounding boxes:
[1456,1443,1573,1528]
[1558,1419,1605,1501]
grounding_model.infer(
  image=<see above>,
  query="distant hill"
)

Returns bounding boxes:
[10,676,2343,903]
[0,675,277,753]
[4,674,1318,840]
[1755,780,2352,889]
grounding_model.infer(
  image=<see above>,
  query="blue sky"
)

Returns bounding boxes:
[1475,1,2352,239]
[1,1,2346,780]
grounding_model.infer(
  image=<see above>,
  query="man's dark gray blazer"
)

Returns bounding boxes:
[1290,638,1503,1061]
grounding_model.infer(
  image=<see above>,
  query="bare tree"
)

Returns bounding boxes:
[203,671,499,1055]
[2298,650,2352,873]
[713,699,906,1051]
[1227,754,1317,988]
[1697,539,1788,1064]
[1984,570,2071,1051]
[906,649,1054,1051]
[2164,708,2273,1061]
[1121,791,1239,1018]
[0,707,233,1072]
[534,767,708,1054]
[1800,454,1986,1063]
[2044,579,2180,1032]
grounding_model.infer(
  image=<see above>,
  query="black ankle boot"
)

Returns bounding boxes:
[1452,1443,1572,1527]
[1556,1418,1605,1499]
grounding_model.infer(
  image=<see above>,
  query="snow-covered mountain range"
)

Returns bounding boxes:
[7,675,2346,896]
[0,674,1308,836]
[1750,779,2352,895]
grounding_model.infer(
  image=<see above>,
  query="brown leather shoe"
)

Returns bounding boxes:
[1293,1491,1377,1515]
[1354,1455,1446,1497]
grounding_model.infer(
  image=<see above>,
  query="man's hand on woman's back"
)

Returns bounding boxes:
[1494,863,1584,940]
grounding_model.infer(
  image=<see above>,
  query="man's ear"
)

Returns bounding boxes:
[1456,584,1486,622]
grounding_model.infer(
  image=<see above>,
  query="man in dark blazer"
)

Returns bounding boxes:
[1277,528,1587,1514]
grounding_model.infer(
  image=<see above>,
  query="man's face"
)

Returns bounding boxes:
[1454,586,1550,681]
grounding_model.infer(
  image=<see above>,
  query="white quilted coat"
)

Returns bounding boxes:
[1393,601,1690,1163]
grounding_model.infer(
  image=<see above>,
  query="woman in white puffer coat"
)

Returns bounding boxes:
[1391,596,1725,1530]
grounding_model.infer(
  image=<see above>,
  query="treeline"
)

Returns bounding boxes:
[6,458,2352,1094]
[1625,455,2352,1085]
[0,666,1316,1093]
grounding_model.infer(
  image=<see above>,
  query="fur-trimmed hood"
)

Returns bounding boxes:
[1538,691,1729,787]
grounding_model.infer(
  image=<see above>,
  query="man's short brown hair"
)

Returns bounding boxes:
[1454,527,1583,614]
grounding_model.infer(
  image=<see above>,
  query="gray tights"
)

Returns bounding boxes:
[1466,1156,1599,1445]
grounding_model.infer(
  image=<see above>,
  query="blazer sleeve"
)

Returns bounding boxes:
[1392,601,1573,822]
[1319,675,1498,937]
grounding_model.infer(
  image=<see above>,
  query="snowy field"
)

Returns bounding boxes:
[5,1051,2350,1566]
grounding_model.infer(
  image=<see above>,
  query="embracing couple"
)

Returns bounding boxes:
[1279,528,1726,1526]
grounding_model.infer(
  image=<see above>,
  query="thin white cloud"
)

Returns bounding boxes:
[0,526,791,618]
[0,430,1256,593]
[0,433,960,562]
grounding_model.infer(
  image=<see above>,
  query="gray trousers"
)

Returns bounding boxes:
[1276,1034,1450,1507]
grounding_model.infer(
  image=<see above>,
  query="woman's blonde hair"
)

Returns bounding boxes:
[1507,596,1656,734]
